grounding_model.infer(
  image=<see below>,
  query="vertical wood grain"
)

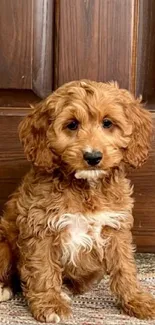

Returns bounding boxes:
[0,0,32,89]
[54,0,134,89]
[135,0,155,108]
[0,0,54,100]
[32,0,54,98]
[0,108,30,212]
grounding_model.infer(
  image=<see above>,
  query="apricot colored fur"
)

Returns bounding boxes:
[0,80,154,323]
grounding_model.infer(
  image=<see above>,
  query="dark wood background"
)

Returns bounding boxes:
[0,0,155,252]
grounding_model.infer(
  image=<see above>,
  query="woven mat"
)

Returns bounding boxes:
[0,254,155,325]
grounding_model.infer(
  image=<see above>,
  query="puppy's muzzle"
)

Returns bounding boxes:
[83,151,102,166]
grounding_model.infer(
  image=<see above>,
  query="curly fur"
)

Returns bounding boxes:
[0,80,154,323]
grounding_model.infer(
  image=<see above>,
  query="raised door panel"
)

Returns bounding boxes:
[135,0,155,108]
[131,115,155,252]
[0,0,54,104]
[55,0,135,90]
[0,109,30,212]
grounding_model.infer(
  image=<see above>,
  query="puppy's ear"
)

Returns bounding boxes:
[19,100,56,171]
[123,93,152,168]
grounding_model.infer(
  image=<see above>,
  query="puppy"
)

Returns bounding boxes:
[0,80,154,323]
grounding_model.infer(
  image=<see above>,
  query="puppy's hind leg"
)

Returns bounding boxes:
[0,226,13,302]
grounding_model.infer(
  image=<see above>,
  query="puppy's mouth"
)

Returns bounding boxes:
[75,169,107,180]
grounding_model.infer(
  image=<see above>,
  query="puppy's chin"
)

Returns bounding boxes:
[75,170,107,180]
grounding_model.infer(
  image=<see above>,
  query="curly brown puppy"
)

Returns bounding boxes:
[0,80,154,323]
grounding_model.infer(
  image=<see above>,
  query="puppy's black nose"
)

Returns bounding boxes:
[83,151,102,166]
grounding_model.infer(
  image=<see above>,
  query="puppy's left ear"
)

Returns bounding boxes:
[123,93,152,168]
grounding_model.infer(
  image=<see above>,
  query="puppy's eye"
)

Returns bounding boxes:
[102,119,113,129]
[67,120,79,130]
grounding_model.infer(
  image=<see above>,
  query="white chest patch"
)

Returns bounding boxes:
[48,210,127,266]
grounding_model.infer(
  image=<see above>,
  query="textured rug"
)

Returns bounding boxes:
[0,254,155,325]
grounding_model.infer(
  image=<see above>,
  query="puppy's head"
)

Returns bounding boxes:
[19,80,152,179]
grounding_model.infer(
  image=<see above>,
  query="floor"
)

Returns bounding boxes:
[0,254,155,325]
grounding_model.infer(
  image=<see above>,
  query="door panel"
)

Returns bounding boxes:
[55,0,134,89]
[0,0,54,101]
[0,108,30,212]
[0,0,32,90]
[131,115,155,251]
[135,0,155,107]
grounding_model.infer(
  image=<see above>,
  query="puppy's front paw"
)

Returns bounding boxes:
[123,291,155,319]
[0,283,13,302]
[45,312,60,323]
[32,301,72,323]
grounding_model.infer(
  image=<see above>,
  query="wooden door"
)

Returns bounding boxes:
[0,0,155,252]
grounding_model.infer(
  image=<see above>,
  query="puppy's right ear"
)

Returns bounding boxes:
[19,100,55,171]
